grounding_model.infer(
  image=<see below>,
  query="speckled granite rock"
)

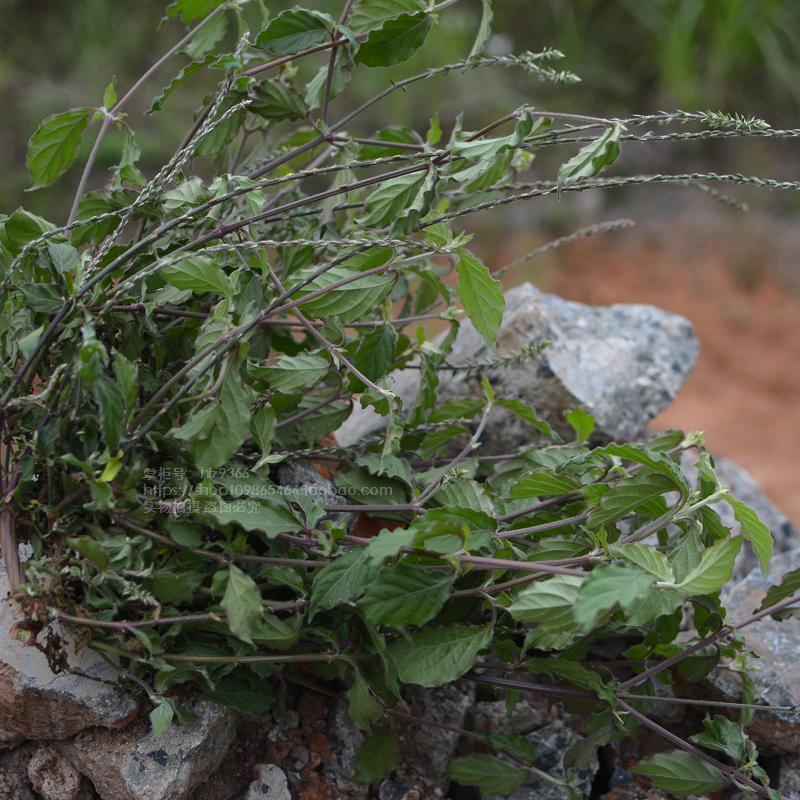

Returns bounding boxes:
[336,283,699,452]
[54,696,238,800]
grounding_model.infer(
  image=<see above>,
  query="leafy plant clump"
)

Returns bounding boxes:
[3,0,800,796]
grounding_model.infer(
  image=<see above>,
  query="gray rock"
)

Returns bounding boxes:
[54,695,238,800]
[483,720,597,800]
[324,701,367,796]
[275,458,349,528]
[0,728,25,752]
[0,548,139,740]
[336,283,699,451]
[378,779,420,800]
[778,753,800,800]
[28,743,95,800]
[471,697,557,737]
[693,549,800,754]
[244,764,291,800]
[0,741,37,800]
[402,680,476,780]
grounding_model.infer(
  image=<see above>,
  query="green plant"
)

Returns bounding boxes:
[3,1,800,796]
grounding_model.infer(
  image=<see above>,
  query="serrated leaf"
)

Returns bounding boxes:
[358,171,427,228]
[345,666,383,730]
[27,108,91,189]
[611,543,674,582]
[161,256,232,298]
[148,54,218,114]
[456,249,504,351]
[588,473,676,530]
[149,702,174,745]
[352,325,397,387]
[624,590,685,628]
[310,548,382,618]
[221,564,262,645]
[449,754,528,796]
[198,495,302,539]
[249,80,309,122]
[573,564,653,631]
[182,8,228,58]
[250,405,276,455]
[171,402,220,442]
[495,397,552,436]
[349,0,425,34]
[564,724,612,778]
[386,624,493,687]
[428,397,485,424]
[113,351,138,421]
[508,574,584,631]
[630,751,726,796]
[558,123,622,194]
[92,374,125,450]
[47,241,79,275]
[5,209,57,249]
[675,537,742,595]
[724,496,772,580]
[353,727,399,783]
[508,469,580,499]
[358,564,453,629]
[167,0,228,24]
[759,565,800,615]
[355,12,432,67]
[357,126,424,159]
[254,8,333,55]
[436,478,494,516]
[251,352,330,394]
[565,407,595,444]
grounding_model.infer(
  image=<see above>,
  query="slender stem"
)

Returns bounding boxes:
[497,512,590,538]
[275,394,346,431]
[455,554,585,577]
[67,5,230,226]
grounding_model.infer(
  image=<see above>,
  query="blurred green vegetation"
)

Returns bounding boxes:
[2,0,799,223]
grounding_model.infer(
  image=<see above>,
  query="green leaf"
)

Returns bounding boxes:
[67,536,108,571]
[295,266,397,324]
[558,123,622,195]
[166,0,228,24]
[189,365,250,470]
[149,702,174,745]
[495,398,552,437]
[366,527,416,562]
[47,241,79,275]
[352,325,398,386]
[161,257,233,298]
[249,80,309,122]
[254,8,333,54]
[345,666,383,730]
[455,250,504,351]
[357,126,424,159]
[197,495,303,539]
[624,590,685,628]
[758,565,800,615]
[468,0,493,60]
[182,9,228,58]
[113,351,138,421]
[171,402,221,442]
[103,78,117,110]
[92,375,125,450]
[349,0,425,34]
[310,548,382,618]
[564,724,612,778]
[355,12,433,68]
[27,108,91,189]
[150,571,194,604]
[565,408,595,444]
[450,108,536,163]
[386,624,493,687]
[250,405,276,455]
[573,564,653,631]
[358,564,453,629]
[508,574,583,631]
[724,496,772,580]
[148,54,218,114]
[353,727,399,784]
[20,283,63,314]
[436,478,494,516]
[611,543,673,582]
[428,398,485,424]
[630,751,726,796]
[588,473,676,530]
[203,676,272,716]
[449,755,528,796]
[5,209,57,249]
[221,564,262,645]
[251,352,330,394]
[358,171,427,228]
[675,537,742,595]
[251,612,300,650]
[508,469,580,499]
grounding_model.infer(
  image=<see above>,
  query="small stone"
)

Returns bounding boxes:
[379,780,419,800]
[312,719,327,732]
[471,698,556,737]
[291,745,310,770]
[274,709,300,731]
[324,701,367,796]
[0,742,37,800]
[245,764,291,800]
[54,695,237,800]
[28,744,94,800]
